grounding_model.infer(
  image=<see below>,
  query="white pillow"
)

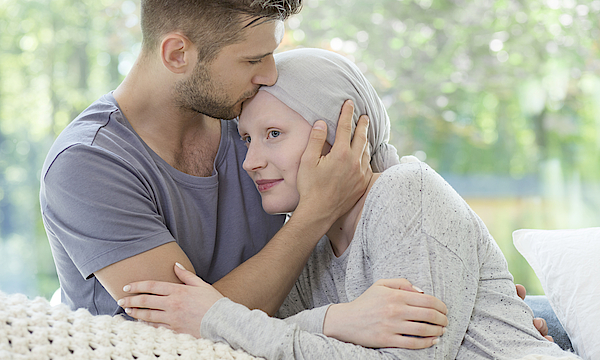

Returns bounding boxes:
[513,228,600,360]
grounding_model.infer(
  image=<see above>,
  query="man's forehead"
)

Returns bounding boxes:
[241,17,284,41]
[274,20,284,44]
[230,19,284,55]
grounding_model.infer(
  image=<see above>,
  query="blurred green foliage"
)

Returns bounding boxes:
[1,0,599,298]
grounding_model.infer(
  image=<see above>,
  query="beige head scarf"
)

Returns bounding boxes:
[260,48,400,172]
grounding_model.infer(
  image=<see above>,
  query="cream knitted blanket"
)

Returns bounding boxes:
[0,291,260,360]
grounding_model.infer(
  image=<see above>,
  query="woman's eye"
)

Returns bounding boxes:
[269,130,281,138]
[242,136,251,145]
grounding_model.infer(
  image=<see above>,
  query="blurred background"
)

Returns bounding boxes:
[1,0,599,299]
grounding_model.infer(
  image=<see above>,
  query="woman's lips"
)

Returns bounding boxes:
[255,179,283,192]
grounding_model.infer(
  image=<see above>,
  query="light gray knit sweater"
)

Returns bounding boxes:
[201,162,578,360]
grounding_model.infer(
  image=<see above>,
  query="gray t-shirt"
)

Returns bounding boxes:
[201,163,577,360]
[40,92,285,316]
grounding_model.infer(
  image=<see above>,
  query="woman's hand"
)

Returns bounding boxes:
[323,278,448,349]
[117,263,224,338]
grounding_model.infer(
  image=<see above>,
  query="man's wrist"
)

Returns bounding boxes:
[292,200,337,235]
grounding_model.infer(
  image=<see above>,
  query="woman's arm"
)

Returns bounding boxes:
[122,263,442,359]
[277,275,447,349]
[202,297,440,360]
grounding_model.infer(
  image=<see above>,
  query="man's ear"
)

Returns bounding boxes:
[160,33,196,74]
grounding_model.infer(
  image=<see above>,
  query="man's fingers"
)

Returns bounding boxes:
[534,318,549,336]
[516,284,526,300]
[331,100,355,149]
[351,114,369,157]
[300,120,328,166]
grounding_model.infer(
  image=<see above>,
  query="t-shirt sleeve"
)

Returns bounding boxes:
[41,144,175,279]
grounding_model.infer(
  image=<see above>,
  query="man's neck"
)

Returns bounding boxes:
[326,173,381,257]
[113,63,222,177]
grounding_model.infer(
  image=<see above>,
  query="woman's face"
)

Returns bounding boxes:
[238,91,313,215]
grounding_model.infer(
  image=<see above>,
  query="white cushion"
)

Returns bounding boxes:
[513,228,600,360]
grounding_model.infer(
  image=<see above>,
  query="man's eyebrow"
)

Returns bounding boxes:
[241,52,273,61]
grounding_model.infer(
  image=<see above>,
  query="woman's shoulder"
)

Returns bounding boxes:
[365,160,472,234]
[372,160,440,193]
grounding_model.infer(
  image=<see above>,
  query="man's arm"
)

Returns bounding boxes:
[94,242,195,302]
[99,100,369,314]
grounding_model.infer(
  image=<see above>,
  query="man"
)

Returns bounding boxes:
[41,0,375,325]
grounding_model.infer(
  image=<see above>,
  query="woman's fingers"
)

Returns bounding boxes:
[397,291,448,318]
[406,306,450,327]
[173,262,207,286]
[118,293,166,311]
[124,307,164,323]
[390,335,440,350]
[399,320,446,338]
[122,280,176,296]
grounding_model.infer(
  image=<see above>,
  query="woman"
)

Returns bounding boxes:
[121,48,576,359]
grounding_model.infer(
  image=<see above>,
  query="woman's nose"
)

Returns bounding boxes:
[243,143,267,172]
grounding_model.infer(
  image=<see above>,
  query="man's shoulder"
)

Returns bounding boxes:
[42,93,135,175]
[58,93,121,145]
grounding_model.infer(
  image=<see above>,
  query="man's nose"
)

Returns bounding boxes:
[252,55,278,87]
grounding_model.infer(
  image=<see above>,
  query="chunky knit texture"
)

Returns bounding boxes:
[0,291,260,360]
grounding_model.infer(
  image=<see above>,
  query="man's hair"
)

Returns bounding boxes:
[140,0,302,63]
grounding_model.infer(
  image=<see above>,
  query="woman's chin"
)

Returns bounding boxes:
[265,208,294,215]
[263,203,295,215]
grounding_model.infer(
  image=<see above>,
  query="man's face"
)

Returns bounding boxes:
[174,19,284,120]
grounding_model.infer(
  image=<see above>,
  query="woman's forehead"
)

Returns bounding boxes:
[240,91,304,126]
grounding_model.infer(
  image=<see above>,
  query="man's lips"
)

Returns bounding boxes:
[255,179,283,192]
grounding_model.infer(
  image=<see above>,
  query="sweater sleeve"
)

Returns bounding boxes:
[202,298,403,360]
[275,280,330,334]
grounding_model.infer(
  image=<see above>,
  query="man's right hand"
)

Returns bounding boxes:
[516,284,553,342]
[323,279,448,349]
[295,100,372,229]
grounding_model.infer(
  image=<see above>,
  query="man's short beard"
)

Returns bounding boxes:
[173,62,257,120]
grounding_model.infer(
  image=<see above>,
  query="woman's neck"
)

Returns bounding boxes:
[326,173,381,257]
